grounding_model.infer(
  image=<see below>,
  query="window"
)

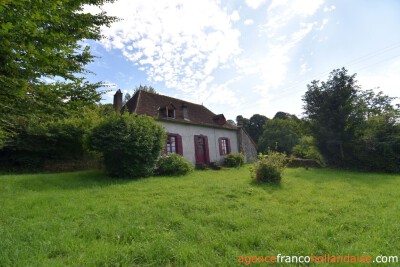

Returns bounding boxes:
[221,139,228,155]
[166,135,177,154]
[160,103,176,119]
[167,108,175,118]
[165,134,183,155]
[218,137,231,155]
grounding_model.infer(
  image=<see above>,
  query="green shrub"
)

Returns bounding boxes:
[87,113,166,178]
[292,136,326,167]
[224,153,245,167]
[156,153,193,176]
[251,152,287,184]
[0,107,102,170]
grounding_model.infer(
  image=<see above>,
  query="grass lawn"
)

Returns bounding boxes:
[0,167,399,266]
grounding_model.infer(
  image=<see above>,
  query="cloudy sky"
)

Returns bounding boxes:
[84,0,400,120]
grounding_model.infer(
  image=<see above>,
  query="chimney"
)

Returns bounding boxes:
[181,103,189,121]
[113,89,123,112]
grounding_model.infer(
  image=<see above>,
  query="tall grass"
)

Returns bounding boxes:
[0,167,399,266]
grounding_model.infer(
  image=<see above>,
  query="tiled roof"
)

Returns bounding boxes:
[124,90,237,130]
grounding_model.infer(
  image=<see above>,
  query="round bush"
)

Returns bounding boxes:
[251,152,287,184]
[224,153,245,167]
[156,153,193,176]
[87,113,166,178]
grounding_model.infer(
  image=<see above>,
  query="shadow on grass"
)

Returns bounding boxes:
[288,167,400,186]
[250,179,284,192]
[10,170,138,192]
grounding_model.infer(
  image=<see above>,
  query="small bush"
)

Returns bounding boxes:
[251,152,287,184]
[156,153,193,176]
[224,153,245,167]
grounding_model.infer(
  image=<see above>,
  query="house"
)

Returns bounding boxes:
[113,89,257,165]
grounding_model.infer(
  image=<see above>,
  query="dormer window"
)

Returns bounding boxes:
[166,108,175,118]
[160,103,176,119]
[213,114,226,125]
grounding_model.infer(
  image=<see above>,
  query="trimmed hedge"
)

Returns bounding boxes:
[87,113,166,178]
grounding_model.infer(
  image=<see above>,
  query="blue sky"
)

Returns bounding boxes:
[84,0,400,120]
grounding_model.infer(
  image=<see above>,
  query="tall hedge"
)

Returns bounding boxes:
[87,113,166,178]
[0,107,101,169]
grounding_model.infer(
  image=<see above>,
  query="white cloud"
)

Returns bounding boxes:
[300,63,312,75]
[251,0,324,106]
[231,10,240,22]
[317,18,329,31]
[94,0,241,99]
[262,0,324,37]
[358,60,400,102]
[323,5,336,12]
[245,0,268,9]
[244,19,254,25]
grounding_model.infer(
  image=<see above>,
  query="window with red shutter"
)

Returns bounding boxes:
[166,134,183,155]
[218,137,231,155]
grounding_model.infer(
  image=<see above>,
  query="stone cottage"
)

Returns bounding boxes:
[113,89,257,165]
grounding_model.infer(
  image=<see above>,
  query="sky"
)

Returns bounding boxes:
[83,0,400,121]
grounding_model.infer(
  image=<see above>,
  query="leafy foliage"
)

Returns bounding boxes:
[156,153,193,176]
[0,107,102,169]
[247,114,269,143]
[134,85,157,94]
[258,118,301,154]
[303,67,400,172]
[303,68,362,165]
[236,114,268,145]
[353,113,400,172]
[224,153,245,167]
[273,111,300,121]
[292,136,326,167]
[87,113,166,178]
[251,152,287,184]
[0,0,116,145]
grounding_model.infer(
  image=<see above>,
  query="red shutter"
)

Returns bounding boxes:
[204,136,210,163]
[194,135,199,163]
[164,135,169,155]
[218,138,223,155]
[226,138,231,154]
[176,134,183,156]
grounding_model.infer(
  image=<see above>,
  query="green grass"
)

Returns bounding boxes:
[0,167,399,266]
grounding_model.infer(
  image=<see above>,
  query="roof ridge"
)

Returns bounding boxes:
[140,90,208,109]
[134,90,142,114]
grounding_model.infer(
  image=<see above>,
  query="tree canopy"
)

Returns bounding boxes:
[236,114,268,145]
[258,118,301,154]
[134,85,157,94]
[303,67,399,171]
[0,0,116,146]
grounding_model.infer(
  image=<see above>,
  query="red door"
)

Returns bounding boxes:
[194,135,209,164]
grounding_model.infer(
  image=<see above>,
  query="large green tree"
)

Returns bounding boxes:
[248,114,269,144]
[236,114,268,145]
[303,68,363,165]
[0,0,116,146]
[303,67,399,171]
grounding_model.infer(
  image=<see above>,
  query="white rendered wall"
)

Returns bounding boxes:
[159,121,239,164]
